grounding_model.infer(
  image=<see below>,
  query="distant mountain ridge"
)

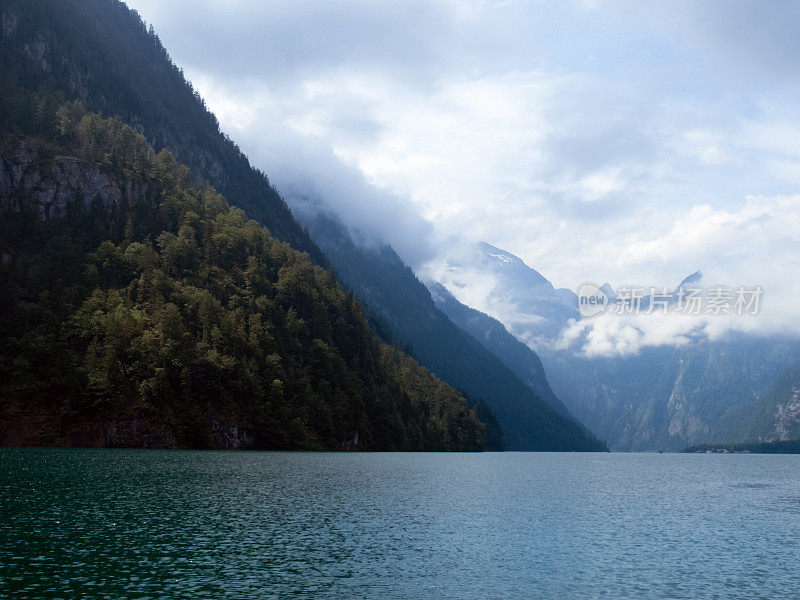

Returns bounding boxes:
[295,211,606,451]
[437,241,800,451]
[427,281,574,419]
[437,242,579,345]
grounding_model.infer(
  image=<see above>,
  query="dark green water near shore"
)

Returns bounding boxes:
[2,449,799,599]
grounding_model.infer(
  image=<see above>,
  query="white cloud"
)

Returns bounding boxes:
[125,0,800,350]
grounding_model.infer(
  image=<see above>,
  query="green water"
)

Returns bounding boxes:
[1,449,799,599]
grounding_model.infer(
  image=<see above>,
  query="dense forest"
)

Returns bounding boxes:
[0,0,327,264]
[0,106,488,451]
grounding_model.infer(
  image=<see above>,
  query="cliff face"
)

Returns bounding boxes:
[0,139,142,217]
[1,407,178,448]
[741,362,800,443]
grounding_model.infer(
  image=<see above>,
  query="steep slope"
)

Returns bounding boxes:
[741,362,800,442]
[437,242,578,346]
[0,0,605,450]
[0,0,327,264]
[542,337,800,451]
[427,281,573,419]
[436,241,800,450]
[0,112,487,451]
[298,212,606,451]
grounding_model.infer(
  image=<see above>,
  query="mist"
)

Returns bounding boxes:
[124,0,800,355]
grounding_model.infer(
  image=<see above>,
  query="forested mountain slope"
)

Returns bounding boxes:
[0,0,327,264]
[0,110,487,450]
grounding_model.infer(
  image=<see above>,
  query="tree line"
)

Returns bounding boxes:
[0,106,487,450]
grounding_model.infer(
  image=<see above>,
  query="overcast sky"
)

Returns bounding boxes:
[125,0,800,347]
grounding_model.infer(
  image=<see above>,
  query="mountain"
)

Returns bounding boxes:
[0,0,602,452]
[438,242,578,346]
[0,110,487,450]
[437,241,800,451]
[0,0,327,265]
[543,336,800,451]
[426,281,573,419]
[294,212,606,451]
[741,362,800,442]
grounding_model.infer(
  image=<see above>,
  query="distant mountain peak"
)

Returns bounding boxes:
[477,241,520,265]
[476,241,552,289]
[678,270,703,287]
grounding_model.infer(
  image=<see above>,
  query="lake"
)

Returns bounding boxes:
[1,449,799,599]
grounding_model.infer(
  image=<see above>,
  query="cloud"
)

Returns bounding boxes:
[555,313,700,358]
[124,0,800,349]
[152,66,438,266]
[243,121,437,266]
[126,0,493,92]
[624,0,800,86]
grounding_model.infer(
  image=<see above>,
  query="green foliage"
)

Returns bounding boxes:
[0,0,326,264]
[0,112,485,451]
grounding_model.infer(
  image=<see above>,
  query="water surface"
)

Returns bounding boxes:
[1,450,799,599]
